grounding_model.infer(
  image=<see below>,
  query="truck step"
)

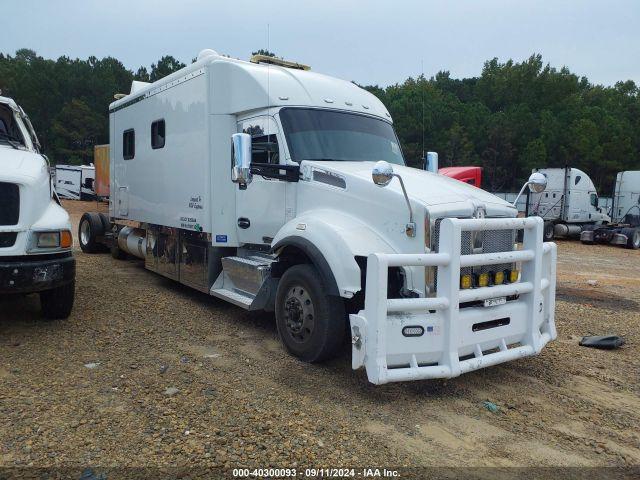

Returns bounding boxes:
[210,287,254,309]
[218,255,273,299]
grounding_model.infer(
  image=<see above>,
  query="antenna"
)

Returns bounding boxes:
[267,23,271,159]
[421,59,425,164]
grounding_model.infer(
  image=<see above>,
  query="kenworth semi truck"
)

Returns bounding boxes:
[79,50,557,384]
[0,95,75,319]
[528,167,639,248]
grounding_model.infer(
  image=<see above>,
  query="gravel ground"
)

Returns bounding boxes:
[1,200,639,473]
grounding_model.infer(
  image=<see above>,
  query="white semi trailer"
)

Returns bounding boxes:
[528,167,639,248]
[54,164,96,201]
[0,95,75,318]
[80,50,557,384]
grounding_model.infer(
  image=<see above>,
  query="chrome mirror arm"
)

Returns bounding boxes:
[512,181,530,207]
[393,173,416,237]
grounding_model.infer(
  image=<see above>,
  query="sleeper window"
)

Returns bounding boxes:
[123,129,135,160]
[241,118,280,165]
[151,120,165,149]
[251,134,279,164]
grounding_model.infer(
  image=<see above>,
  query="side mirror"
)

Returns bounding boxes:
[424,151,439,173]
[372,160,394,187]
[527,172,547,193]
[231,133,252,187]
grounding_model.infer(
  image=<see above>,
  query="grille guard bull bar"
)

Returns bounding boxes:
[349,216,557,385]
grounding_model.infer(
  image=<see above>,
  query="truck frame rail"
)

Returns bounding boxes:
[349,216,557,385]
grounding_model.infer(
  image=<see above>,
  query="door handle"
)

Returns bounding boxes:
[237,217,250,229]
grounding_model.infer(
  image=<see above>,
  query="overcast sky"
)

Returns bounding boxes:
[2,0,639,87]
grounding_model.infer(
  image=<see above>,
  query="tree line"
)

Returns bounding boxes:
[1,49,638,192]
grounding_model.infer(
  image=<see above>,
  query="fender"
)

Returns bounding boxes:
[271,210,397,299]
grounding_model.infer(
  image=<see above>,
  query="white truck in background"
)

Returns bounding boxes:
[79,50,557,385]
[0,95,76,318]
[528,167,639,249]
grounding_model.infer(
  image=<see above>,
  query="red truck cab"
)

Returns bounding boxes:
[439,166,482,188]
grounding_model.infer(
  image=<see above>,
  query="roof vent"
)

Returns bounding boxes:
[130,80,150,94]
[250,54,310,71]
[197,49,220,61]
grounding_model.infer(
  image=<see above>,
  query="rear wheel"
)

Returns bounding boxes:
[275,264,346,363]
[98,213,111,232]
[78,212,104,253]
[623,228,640,249]
[40,280,75,319]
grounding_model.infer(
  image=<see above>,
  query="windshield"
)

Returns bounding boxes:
[279,108,405,165]
[0,103,26,149]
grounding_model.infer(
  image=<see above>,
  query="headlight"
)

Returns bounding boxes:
[37,232,60,248]
[29,230,72,251]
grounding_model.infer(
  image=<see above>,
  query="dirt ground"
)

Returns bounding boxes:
[1,200,638,474]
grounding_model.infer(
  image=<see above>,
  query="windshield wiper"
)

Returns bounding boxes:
[0,131,23,149]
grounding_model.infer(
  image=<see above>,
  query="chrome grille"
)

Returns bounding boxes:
[0,182,20,226]
[431,218,516,291]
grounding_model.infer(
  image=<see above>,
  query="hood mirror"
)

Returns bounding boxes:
[372,160,394,187]
[513,172,547,207]
[371,161,416,237]
[527,172,547,193]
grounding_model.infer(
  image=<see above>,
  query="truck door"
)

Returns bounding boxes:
[235,116,286,245]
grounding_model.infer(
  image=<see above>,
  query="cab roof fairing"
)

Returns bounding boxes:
[109,54,392,121]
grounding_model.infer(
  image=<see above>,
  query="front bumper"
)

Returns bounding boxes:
[349,216,557,385]
[0,252,75,294]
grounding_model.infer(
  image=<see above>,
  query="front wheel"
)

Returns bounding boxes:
[40,280,75,319]
[275,264,346,363]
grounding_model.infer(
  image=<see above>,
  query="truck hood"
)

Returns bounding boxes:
[0,146,47,181]
[303,160,517,216]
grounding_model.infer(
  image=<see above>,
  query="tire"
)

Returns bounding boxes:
[543,222,555,241]
[98,213,111,232]
[78,212,104,253]
[623,228,640,249]
[40,280,75,320]
[275,264,346,363]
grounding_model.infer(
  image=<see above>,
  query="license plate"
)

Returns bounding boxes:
[484,296,506,308]
[33,264,62,283]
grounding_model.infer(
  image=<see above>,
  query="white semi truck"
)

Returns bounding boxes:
[528,167,640,249]
[80,50,557,384]
[0,95,76,318]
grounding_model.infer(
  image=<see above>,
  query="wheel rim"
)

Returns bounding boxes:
[80,219,90,246]
[283,285,315,343]
[634,231,640,248]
